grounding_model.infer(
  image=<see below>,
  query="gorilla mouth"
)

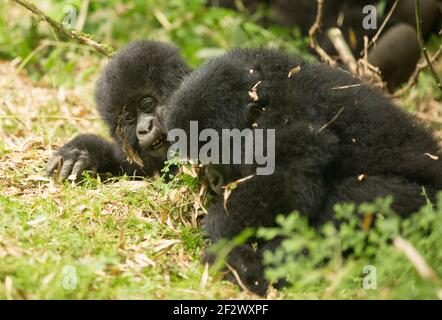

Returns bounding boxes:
[151,135,167,150]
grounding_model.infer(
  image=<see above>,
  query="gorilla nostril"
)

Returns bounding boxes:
[147,119,154,131]
[136,115,156,137]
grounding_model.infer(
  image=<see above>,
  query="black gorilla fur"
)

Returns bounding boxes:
[211,0,441,48]
[47,41,190,179]
[164,48,442,294]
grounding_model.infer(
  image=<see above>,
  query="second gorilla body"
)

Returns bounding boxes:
[164,48,442,294]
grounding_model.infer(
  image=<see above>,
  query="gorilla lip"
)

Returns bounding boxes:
[151,135,167,150]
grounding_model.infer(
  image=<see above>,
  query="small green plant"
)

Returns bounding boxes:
[258,195,442,299]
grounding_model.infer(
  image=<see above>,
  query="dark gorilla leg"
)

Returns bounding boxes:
[388,0,441,39]
[204,174,430,294]
[221,239,286,295]
[368,24,420,91]
[322,175,430,223]
[203,243,268,295]
[203,199,284,295]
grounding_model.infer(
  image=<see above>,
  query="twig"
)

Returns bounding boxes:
[116,106,145,169]
[12,0,113,57]
[363,36,369,75]
[317,107,344,133]
[226,263,252,293]
[357,35,385,89]
[200,263,209,290]
[367,0,399,50]
[393,44,442,97]
[414,0,442,92]
[330,84,363,90]
[394,236,442,299]
[393,236,437,280]
[308,0,336,66]
[328,27,384,89]
[328,28,357,73]
[223,175,255,214]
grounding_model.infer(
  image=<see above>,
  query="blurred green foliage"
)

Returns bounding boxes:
[0,0,441,299]
[0,0,310,87]
[258,194,442,299]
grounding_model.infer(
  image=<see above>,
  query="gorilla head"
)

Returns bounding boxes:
[164,47,442,218]
[163,48,323,189]
[95,40,191,163]
[47,41,190,180]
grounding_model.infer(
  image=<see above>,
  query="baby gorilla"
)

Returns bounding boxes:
[47,41,190,179]
[164,48,442,294]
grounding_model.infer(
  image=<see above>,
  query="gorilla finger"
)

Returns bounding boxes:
[68,158,91,180]
[59,159,75,180]
[46,155,63,176]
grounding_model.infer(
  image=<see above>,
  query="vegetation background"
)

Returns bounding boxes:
[0,0,441,299]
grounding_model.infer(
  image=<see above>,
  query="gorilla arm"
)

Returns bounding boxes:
[204,121,339,241]
[46,134,147,180]
[203,122,338,294]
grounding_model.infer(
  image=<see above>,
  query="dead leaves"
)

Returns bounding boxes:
[424,153,439,160]
[110,235,184,279]
[116,108,145,168]
[153,239,181,253]
[288,65,301,78]
[248,81,262,102]
[0,239,30,258]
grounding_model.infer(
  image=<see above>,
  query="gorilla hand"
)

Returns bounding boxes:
[47,134,113,180]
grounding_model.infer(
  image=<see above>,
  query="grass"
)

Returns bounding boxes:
[0,0,441,299]
[0,57,257,299]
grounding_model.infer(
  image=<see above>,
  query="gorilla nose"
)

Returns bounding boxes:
[136,116,154,138]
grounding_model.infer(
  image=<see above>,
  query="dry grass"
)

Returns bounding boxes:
[0,60,266,299]
[0,50,441,299]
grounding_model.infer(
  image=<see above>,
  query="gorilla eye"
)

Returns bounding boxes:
[139,96,157,113]
[245,102,262,123]
[124,111,137,124]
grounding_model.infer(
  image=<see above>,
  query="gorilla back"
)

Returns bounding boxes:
[164,48,442,293]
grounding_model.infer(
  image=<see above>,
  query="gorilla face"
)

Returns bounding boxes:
[122,95,168,159]
[164,48,308,133]
[164,56,259,133]
[47,40,191,180]
[95,40,190,164]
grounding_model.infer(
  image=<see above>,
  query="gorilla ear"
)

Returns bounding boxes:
[244,102,262,124]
